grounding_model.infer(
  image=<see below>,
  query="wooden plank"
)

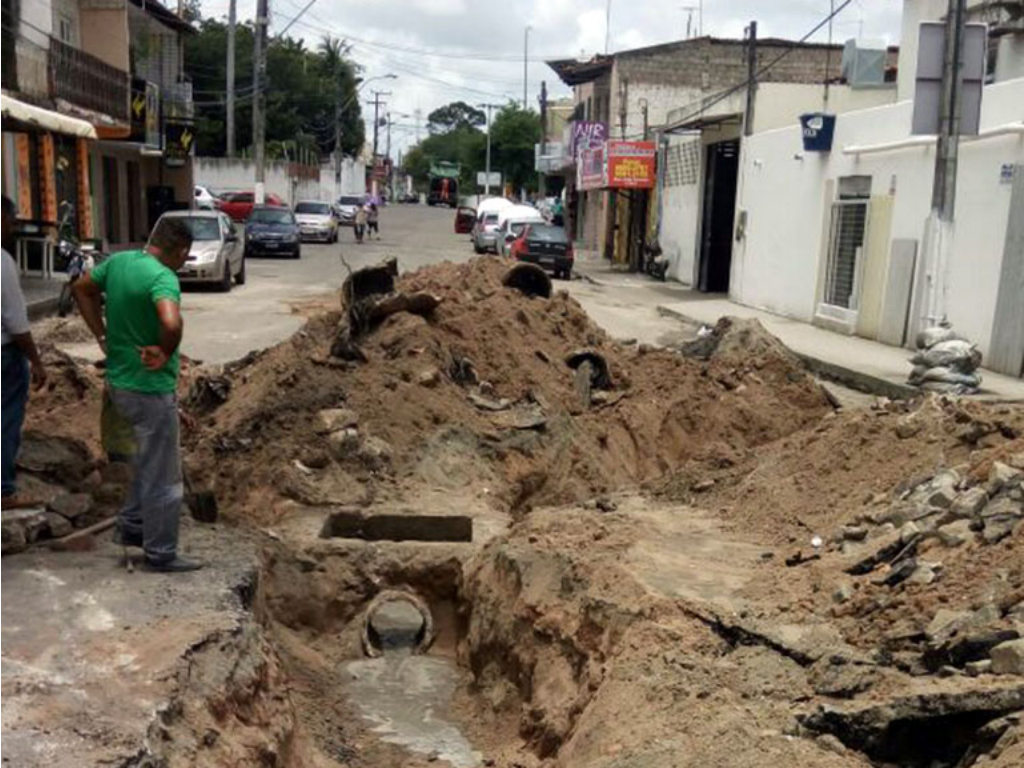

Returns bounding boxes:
[878,238,918,347]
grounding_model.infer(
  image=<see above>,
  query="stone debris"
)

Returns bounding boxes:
[990,639,1024,676]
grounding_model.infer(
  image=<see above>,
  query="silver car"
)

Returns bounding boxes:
[151,210,245,291]
[294,200,339,243]
[472,211,501,253]
[335,194,364,227]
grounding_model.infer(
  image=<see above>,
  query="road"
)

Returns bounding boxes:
[178,204,477,363]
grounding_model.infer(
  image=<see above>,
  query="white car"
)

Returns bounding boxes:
[335,195,364,227]
[194,185,221,210]
[294,200,338,243]
[153,210,245,291]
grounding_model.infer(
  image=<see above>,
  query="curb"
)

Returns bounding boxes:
[28,296,60,322]
[656,303,919,400]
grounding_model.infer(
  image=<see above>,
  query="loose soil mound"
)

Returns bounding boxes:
[186,257,832,523]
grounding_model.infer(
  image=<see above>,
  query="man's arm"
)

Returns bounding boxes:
[2,253,46,387]
[10,331,46,388]
[138,299,182,371]
[72,273,106,353]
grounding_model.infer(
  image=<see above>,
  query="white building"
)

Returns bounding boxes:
[725,0,1024,376]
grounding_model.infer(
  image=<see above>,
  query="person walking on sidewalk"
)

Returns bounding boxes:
[73,217,202,572]
[1,196,47,508]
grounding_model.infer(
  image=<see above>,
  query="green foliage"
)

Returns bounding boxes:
[184,20,365,159]
[489,104,541,192]
[427,101,485,134]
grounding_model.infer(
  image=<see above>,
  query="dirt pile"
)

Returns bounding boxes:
[186,257,832,523]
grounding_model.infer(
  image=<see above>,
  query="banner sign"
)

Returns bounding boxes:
[130,79,161,149]
[164,120,194,167]
[570,121,608,158]
[606,140,656,188]
[577,143,606,190]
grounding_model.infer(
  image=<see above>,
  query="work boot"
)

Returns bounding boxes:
[143,556,204,573]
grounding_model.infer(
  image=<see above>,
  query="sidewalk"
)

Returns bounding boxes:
[572,259,1024,403]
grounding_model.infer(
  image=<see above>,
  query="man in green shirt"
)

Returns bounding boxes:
[74,217,202,572]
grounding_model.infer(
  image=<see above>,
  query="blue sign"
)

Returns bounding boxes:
[799,113,836,152]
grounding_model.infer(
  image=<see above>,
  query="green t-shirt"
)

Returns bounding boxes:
[90,249,181,394]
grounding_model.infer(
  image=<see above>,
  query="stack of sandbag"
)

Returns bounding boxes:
[908,325,983,394]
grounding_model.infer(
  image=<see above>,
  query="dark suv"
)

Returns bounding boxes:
[245,206,301,259]
[508,223,574,279]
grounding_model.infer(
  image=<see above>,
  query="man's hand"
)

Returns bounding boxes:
[30,361,47,390]
[138,345,169,370]
[96,335,106,356]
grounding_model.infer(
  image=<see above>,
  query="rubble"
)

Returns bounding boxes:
[991,639,1024,676]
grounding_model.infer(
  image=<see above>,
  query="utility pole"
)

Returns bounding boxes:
[414,107,422,143]
[923,0,968,326]
[334,74,344,197]
[538,80,547,196]
[252,0,269,202]
[640,98,649,140]
[225,0,236,157]
[605,0,612,53]
[523,25,531,110]
[479,102,500,196]
[743,20,757,137]
[385,110,392,199]
[370,90,390,158]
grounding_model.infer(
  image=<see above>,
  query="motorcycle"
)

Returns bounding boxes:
[643,239,669,282]
[54,202,104,317]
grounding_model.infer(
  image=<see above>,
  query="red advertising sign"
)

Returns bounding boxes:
[577,143,606,190]
[606,140,656,189]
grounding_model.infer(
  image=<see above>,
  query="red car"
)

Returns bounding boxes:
[219,191,285,222]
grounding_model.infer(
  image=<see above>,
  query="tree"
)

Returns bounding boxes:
[427,101,485,134]
[489,104,541,192]
[183,19,364,158]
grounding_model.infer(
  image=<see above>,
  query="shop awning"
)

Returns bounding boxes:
[1,94,98,139]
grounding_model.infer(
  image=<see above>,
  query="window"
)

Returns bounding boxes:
[823,177,871,310]
[58,14,74,43]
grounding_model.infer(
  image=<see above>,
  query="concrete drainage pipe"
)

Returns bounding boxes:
[361,589,435,658]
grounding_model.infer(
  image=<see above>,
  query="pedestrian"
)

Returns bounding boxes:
[354,203,368,244]
[1,196,48,508]
[72,217,202,572]
[367,202,380,240]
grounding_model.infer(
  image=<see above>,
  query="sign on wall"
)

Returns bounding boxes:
[911,22,987,136]
[606,141,656,188]
[570,121,608,158]
[578,143,606,190]
[130,79,161,149]
[164,120,194,168]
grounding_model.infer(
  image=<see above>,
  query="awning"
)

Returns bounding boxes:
[1,94,98,139]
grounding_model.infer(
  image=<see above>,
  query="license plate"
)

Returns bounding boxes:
[264,242,279,249]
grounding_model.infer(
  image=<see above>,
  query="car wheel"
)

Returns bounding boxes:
[292,246,301,260]
[234,255,246,285]
[219,261,232,292]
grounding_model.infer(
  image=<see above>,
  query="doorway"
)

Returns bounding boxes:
[697,139,739,293]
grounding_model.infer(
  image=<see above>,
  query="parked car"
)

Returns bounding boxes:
[495,205,545,258]
[220,191,285,222]
[473,212,502,253]
[152,210,245,291]
[508,223,574,280]
[294,200,338,243]
[245,206,301,259]
[194,184,222,211]
[335,195,364,226]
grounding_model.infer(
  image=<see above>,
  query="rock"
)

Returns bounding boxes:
[44,511,73,538]
[1007,453,1024,470]
[988,462,1024,495]
[417,367,441,388]
[327,428,361,460]
[692,478,715,493]
[832,581,855,604]
[938,519,975,547]
[894,416,922,439]
[980,495,1023,520]
[16,432,94,481]
[874,557,918,587]
[927,484,957,510]
[815,734,848,756]
[1,508,49,553]
[925,623,1020,672]
[317,408,359,434]
[990,638,1024,676]
[950,487,988,519]
[900,521,921,543]
[965,659,992,677]
[595,496,617,513]
[841,525,868,541]
[810,657,878,698]
[47,492,94,521]
[93,483,124,505]
[982,515,1021,544]
[907,563,938,585]
[358,436,393,470]
[101,461,134,485]
[925,609,971,642]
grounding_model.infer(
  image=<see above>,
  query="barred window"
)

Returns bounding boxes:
[665,140,700,187]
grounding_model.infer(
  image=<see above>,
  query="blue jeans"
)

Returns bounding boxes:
[2,344,29,497]
[108,388,183,563]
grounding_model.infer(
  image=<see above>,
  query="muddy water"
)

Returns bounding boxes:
[343,601,479,767]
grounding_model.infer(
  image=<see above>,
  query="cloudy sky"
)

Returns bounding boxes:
[199,0,904,157]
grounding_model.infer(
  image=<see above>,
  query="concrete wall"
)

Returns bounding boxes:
[80,7,129,72]
[730,77,1024,361]
[195,156,366,206]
